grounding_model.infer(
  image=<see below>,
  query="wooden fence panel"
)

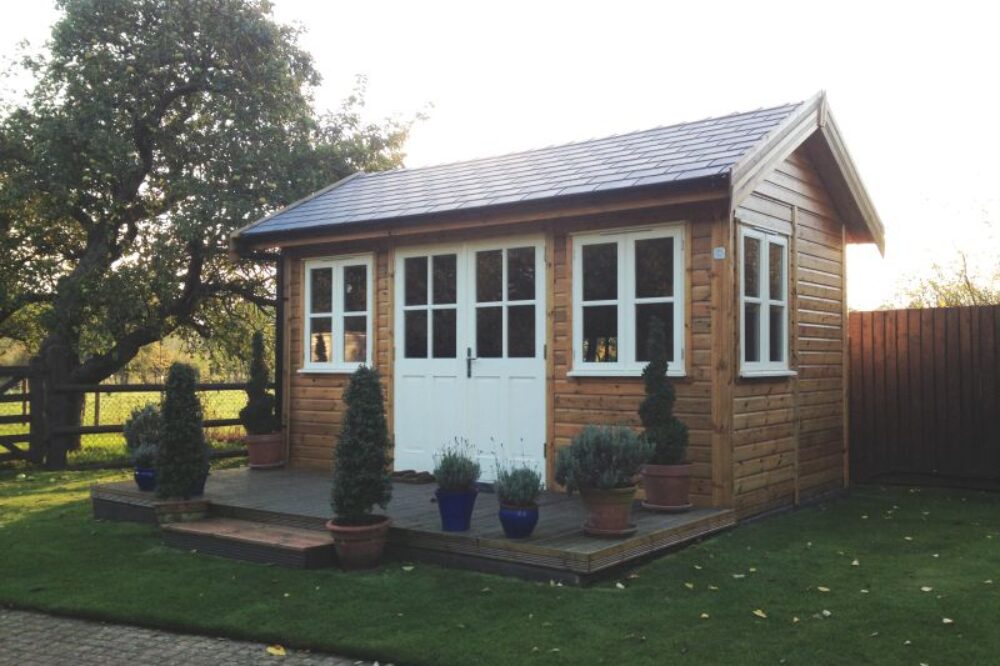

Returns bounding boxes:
[849,305,1000,484]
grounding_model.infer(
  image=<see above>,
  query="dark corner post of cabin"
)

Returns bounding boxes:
[274,250,285,425]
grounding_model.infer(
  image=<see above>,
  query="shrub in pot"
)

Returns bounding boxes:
[433,440,481,532]
[156,363,210,499]
[326,367,393,569]
[638,317,692,512]
[555,425,652,537]
[123,403,161,491]
[494,463,542,538]
[239,331,285,469]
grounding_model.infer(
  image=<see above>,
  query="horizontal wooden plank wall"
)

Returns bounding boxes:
[551,218,716,507]
[849,305,1000,484]
[286,249,392,469]
[732,148,847,517]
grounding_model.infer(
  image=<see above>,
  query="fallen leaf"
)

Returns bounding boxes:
[266,645,286,656]
[851,559,860,566]
[282,593,290,598]
[943,618,955,625]
[752,609,768,619]
[817,586,831,593]
[616,582,626,590]
[904,640,912,645]
[480,587,491,593]
[749,567,758,573]
[870,631,879,637]
[921,586,933,592]
[699,612,710,619]
[693,565,703,570]
[985,580,994,585]
[733,574,746,579]
[401,566,414,572]
[684,582,695,590]
[708,585,719,591]
[821,610,832,618]
[904,536,914,541]
[792,616,800,624]
[861,514,869,520]
[860,589,870,594]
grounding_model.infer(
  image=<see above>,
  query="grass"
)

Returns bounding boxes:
[0,468,997,665]
[0,389,246,466]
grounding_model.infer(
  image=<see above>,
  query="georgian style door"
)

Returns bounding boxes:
[393,237,546,481]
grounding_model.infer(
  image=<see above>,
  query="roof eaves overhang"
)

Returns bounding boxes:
[231,173,731,255]
[729,90,885,255]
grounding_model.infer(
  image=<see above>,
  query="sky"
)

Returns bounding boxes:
[2,0,998,310]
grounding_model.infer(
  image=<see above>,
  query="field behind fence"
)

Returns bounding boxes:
[0,377,250,466]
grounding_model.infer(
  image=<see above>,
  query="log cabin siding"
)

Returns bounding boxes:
[732,147,847,517]
[550,218,716,507]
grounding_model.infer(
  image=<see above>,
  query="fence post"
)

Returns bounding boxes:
[28,357,48,465]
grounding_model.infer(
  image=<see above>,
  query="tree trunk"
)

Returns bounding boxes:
[41,343,84,469]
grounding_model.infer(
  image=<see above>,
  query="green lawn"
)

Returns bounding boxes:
[0,467,997,665]
[0,389,246,466]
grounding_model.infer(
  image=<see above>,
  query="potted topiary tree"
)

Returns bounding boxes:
[123,403,162,491]
[494,463,542,538]
[238,331,285,469]
[433,440,481,532]
[555,425,652,536]
[156,363,211,499]
[326,366,393,569]
[638,317,692,512]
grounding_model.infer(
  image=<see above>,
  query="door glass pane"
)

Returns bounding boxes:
[343,265,367,312]
[433,254,457,305]
[508,305,535,358]
[310,268,332,313]
[476,250,503,303]
[309,317,332,363]
[769,305,785,363]
[404,310,427,358]
[343,315,366,362]
[636,303,674,363]
[405,257,428,306]
[744,303,760,363]
[507,247,535,301]
[582,243,617,301]
[635,237,674,298]
[769,242,785,301]
[476,306,503,358]
[743,236,760,298]
[582,305,617,362]
[432,309,457,358]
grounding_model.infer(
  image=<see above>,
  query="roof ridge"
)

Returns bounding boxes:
[365,100,804,179]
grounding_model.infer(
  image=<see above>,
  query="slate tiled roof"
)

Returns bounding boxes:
[239,101,803,238]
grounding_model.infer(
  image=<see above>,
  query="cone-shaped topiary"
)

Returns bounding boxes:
[156,363,210,498]
[331,366,393,525]
[239,331,280,435]
[638,317,689,465]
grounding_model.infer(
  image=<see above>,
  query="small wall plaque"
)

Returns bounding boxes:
[712,246,726,260]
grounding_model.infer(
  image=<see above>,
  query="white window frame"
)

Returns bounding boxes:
[739,226,792,377]
[301,254,374,373]
[570,224,686,377]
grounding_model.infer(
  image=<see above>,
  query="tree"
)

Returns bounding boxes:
[156,362,208,498]
[0,0,411,467]
[331,367,392,525]
[891,251,1000,308]
[637,317,688,465]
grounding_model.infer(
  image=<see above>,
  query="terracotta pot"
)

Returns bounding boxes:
[246,432,285,469]
[579,486,638,537]
[641,463,693,512]
[325,515,391,570]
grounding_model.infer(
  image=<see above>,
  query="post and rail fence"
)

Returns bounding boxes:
[848,305,1000,487]
[1,362,265,468]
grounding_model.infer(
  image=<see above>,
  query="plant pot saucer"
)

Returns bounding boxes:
[641,501,693,513]
[583,522,637,538]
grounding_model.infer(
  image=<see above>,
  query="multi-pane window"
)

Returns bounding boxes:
[474,246,538,359]
[403,253,458,359]
[303,255,373,371]
[740,227,789,375]
[571,226,685,375]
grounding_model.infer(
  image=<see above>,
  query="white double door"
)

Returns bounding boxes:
[393,236,546,482]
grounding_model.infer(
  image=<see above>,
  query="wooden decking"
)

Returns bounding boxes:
[92,467,736,582]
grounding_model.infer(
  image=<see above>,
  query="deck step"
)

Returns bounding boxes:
[162,518,336,569]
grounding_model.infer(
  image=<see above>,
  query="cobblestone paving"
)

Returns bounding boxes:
[0,609,372,665]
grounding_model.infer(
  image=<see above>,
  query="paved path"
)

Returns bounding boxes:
[0,608,373,665]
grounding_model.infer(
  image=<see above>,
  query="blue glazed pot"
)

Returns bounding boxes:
[134,467,156,492]
[498,504,539,539]
[435,487,478,532]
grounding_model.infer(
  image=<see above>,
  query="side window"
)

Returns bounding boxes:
[304,256,373,371]
[740,227,789,375]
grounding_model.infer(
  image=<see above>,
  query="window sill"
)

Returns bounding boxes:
[567,368,687,379]
[298,365,366,375]
[739,369,797,379]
